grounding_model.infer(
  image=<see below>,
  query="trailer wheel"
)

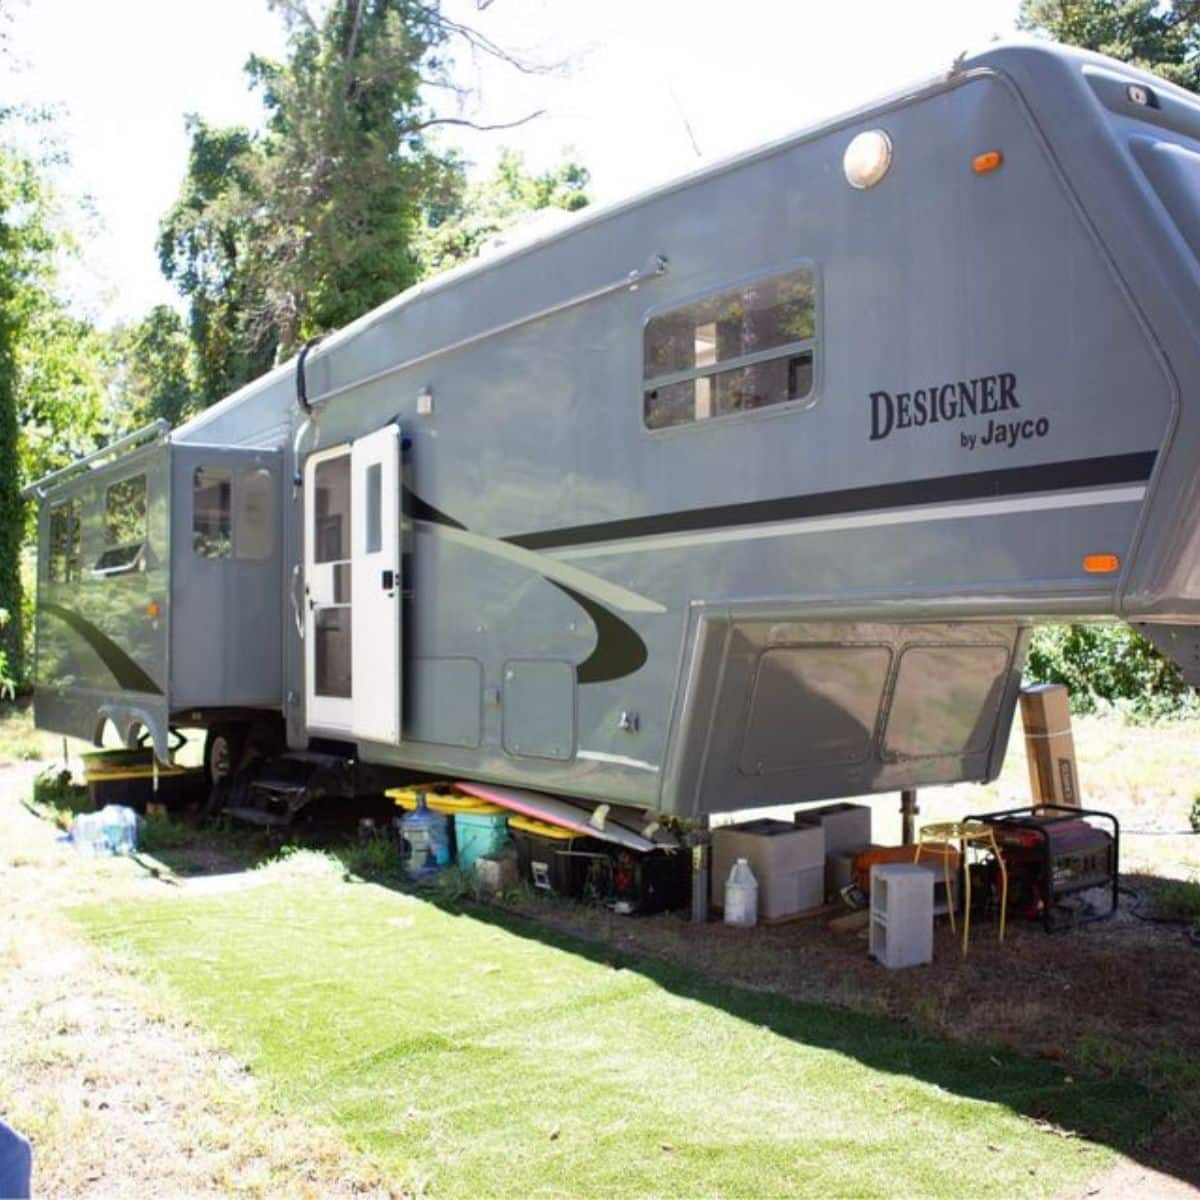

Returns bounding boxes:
[204,724,248,787]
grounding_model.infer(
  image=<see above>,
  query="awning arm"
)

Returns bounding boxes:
[20,419,170,500]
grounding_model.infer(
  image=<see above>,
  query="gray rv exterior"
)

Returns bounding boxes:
[29,42,1200,815]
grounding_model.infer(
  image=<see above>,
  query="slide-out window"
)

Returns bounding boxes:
[193,466,232,559]
[93,475,148,574]
[104,474,147,547]
[643,265,816,430]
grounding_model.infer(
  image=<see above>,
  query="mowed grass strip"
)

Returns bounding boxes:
[72,860,1162,1199]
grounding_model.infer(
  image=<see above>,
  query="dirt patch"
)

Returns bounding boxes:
[0,768,398,1199]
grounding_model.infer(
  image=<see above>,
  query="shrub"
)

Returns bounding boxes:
[1025,623,1200,721]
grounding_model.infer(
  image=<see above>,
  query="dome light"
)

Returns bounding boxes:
[843,129,893,190]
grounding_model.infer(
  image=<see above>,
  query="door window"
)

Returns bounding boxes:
[312,455,352,699]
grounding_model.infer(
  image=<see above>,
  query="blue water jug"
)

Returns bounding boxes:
[401,794,450,879]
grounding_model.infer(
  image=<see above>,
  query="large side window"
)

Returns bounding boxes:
[104,475,147,547]
[94,474,148,574]
[643,266,816,430]
[193,466,232,559]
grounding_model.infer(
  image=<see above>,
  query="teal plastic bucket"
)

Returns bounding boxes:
[454,811,511,871]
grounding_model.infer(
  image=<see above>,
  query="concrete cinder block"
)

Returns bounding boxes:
[475,847,518,894]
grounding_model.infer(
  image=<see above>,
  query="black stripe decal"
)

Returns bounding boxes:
[41,603,164,695]
[549,583,648,684]
[505,451,1157,552]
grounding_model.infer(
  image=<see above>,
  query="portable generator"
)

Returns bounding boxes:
[966,805,1120,931]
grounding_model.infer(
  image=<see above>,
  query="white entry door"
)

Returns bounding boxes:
[303,426,401,741]
[350,424,401,742]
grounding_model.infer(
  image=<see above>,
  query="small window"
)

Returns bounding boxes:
[644,266,816,430]
[314,456,351,565]
[104,474,147,547]
[193,467,232,559]
[235,466,274,561]
[365,463,382,554]
[49,504,69,583]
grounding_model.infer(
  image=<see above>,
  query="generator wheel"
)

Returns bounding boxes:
[204,724,248,788]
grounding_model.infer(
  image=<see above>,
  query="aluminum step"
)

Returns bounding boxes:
[221,805,291,828]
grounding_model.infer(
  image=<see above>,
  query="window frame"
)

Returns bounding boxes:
[640,260,820,436]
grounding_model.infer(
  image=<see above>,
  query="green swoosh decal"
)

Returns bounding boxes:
[41,602,163,695]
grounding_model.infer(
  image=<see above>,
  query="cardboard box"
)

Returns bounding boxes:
[1019,683,1080,809]
[712,818,825,920]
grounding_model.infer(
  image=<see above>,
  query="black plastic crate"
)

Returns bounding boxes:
[510,822,607,897]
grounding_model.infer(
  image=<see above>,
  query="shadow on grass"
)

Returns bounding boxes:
[36,787,1189,1188]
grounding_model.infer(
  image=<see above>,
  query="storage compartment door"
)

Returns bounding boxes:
[350,424,402,744]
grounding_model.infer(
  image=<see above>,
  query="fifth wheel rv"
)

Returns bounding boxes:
[24,41,1200,822]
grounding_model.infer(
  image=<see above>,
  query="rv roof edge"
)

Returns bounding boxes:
[21,419,170,500]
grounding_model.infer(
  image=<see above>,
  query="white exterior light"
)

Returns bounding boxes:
[843,129,893,190]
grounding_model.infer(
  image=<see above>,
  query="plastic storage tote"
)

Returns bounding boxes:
[454,810,511,871]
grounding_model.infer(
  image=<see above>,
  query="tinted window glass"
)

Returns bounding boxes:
[314,456,351,564]
[365,463,382,554]
[193,466,232,559]
[104,475,147,546]
[68,498,81,580]
[644,268,815,379]
[643,267,815,430]
[49,504,68,582]
[235,466,274,561]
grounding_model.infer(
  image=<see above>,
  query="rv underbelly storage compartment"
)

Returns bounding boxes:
[30,428,283,760]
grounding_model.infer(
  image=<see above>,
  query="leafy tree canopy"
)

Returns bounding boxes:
[417,148,589,276]
[160,0,578,408]
[1018,0,1200,91]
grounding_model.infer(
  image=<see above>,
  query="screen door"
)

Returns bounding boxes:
[303,428,402,741]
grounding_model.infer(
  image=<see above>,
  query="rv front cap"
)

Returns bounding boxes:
[869,373,1019,442]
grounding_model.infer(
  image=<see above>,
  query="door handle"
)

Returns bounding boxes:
[381,569,395,592]
[290,564,305,638]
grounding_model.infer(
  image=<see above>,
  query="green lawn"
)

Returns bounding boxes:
[73,858,1161,1199]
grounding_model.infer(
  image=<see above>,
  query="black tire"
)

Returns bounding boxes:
[204,723,249,789]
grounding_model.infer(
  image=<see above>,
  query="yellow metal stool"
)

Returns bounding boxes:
[914,820,1008,956]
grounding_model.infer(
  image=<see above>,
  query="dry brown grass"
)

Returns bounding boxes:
[0,764,399,1199]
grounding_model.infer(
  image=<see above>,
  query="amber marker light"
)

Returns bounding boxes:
[1083,554,1121,574]
[146,602,160,619]
[972,150,1003,175]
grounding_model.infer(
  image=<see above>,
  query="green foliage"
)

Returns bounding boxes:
[417,148,590,276]
[1019,0,1200,92]
[157,119,276,404]
[110,305,199,429]
[160,2,582,406]
[30,764,89,825]
[0,607,13,699]
[160,1,453,400]
[0,142,55,682]
[1190,794,1200,833]
[1026,623,1200,720]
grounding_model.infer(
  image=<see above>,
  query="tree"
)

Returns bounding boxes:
[417,148,589,276]
[1018,1,1200,91]
[110,306,199,430]
[161,0,556,407]
[158,119,276,404]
